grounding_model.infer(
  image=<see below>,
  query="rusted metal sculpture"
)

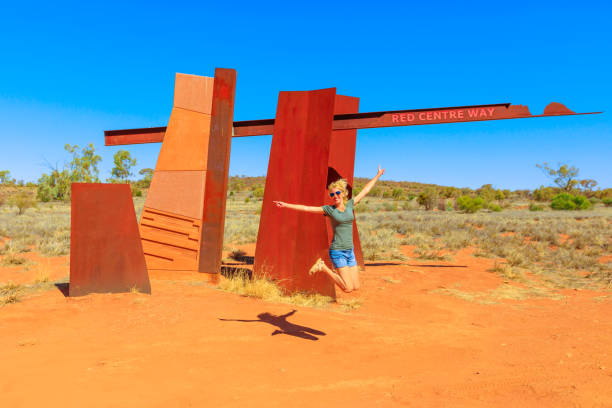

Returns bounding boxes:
[254,88,338,297]
[70,183,150,296]
[105,102,600,144]
[139,69,235,273]
[104,73,600,296]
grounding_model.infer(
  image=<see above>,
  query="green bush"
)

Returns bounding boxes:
[550,193,591,211]
[252,187,265,198]
[603,198,612,207]
[131,187,143,197]
[456,196,484,213]
[417,188,438,211]
[488,203,502,212]
[529,203,544,211]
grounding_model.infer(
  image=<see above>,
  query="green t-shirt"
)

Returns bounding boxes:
[322,198,355,250]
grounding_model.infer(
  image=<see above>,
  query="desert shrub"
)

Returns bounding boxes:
[252,187,264,198]
[244,197,250,203]
[382,190,392,199]
[529,203,544,211]
[456,196,484,213]
[488,203,502,212]
[532,186,557,201]
[9,192,37,215]
[392,188,404,200]
[382,202,398,211]
[417,188,438,211]
[131,187,142,197]
[603,198,612,207]
[401,200,418,211]
[1,282,22,305]
[551,193,591,211]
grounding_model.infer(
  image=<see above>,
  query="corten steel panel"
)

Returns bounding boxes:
[140,73,214,271]
[254,88,337,297]
[145,170,206,219]
[154,107,212,171]
[174,73,215,114]
[69,183,150,296]
[199,68,237,274]
[327,94,365,270]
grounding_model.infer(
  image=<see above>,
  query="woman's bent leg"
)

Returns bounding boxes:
[347,265,360,290]
[337,267,354,292]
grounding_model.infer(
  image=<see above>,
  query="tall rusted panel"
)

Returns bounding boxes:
[70,183,150,296]
[199,68,237,273]
[327,95,365,270]
[139,69,236,273]
[254,88,337,297]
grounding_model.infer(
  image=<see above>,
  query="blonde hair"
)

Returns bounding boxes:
[328,179,349,204]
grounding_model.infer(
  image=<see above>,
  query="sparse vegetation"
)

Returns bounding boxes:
[9,191,37,215]
[218,271,334,309]
[551,193,591,211]
[1,282,22,305]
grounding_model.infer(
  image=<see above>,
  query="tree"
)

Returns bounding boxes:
[579,179,598,196]
[9,191,36,215]
[476,184,496,203]
[37,143,102,201]
[65,143,102,183]
[536,162,580,192]
[0,170,12,184]
[109,150,137,183]
[137,168,154,188]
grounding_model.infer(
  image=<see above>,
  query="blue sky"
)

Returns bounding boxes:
[0,1,610,190]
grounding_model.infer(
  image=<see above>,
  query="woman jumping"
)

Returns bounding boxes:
[273,166,385,292]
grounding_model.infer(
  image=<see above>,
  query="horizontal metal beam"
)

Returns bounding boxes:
[104,102,601,146]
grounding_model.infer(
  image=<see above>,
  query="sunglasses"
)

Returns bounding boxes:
[329,191,342,198]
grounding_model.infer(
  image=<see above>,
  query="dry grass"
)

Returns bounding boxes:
[218,271,334,309]
[432,283,564,305]
[1,282,22,305]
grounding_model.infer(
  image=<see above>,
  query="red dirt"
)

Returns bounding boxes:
[1,246,611,407]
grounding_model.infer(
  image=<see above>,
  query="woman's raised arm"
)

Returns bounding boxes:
[273,201,324,214]
[354,165,385,205]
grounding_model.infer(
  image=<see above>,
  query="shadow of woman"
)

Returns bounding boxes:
[219,310,326,341]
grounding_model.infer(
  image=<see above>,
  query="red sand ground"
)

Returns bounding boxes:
[1,245,611,407]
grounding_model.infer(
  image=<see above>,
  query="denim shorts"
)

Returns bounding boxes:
[329,248,357,269]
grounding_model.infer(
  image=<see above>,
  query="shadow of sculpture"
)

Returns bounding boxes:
[220,266,253,279]
[55,282,69,297]
[365,262,467,268]
[219,310,326,341]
